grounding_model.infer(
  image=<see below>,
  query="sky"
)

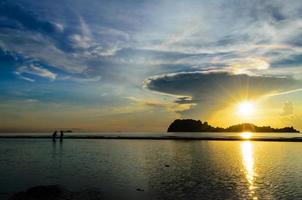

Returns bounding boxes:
[0,0,302,132]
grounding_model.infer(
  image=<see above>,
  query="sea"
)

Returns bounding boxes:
[1,132,302,200]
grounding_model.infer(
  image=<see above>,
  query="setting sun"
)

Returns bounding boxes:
[237,101,255,116]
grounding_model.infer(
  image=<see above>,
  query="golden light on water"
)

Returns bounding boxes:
[241,141,258,199]
[241,132,252,139]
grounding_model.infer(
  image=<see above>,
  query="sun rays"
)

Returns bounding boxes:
[237,101,256,117]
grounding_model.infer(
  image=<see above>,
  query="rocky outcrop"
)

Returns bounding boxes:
[167,119,299,133]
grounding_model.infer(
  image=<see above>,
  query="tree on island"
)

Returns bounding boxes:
[167,119,299,133]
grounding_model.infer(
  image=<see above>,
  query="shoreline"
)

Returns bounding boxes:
[1,135,302,142]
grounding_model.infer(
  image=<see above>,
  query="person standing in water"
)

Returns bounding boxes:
[52,131,57,142]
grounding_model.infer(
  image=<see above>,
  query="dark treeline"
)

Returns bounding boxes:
[167,119,299,133]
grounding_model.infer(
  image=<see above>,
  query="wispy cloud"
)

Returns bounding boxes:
[127,96,194,112]
[2,0,302,81]
[15,64,57,81]
[60,75,102,83]
[18,75,35,82]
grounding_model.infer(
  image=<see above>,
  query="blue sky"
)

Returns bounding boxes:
[1,0,302,132]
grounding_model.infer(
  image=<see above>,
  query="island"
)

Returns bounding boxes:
[167,119,300,133]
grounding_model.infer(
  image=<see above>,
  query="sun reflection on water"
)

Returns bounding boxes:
[241,132,252,139]
[241,141,258,199]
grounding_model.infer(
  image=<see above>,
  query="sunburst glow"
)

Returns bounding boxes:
[237,101,255,116]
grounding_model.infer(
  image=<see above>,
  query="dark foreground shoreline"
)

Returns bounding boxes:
[1,135,302,142]
[6,185,103,200]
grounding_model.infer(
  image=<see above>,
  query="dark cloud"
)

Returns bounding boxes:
[145,71,301,117]
[146,71,300,98]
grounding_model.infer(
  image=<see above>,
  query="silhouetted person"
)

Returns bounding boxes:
[52,131,57,142]
[60,131,64,142]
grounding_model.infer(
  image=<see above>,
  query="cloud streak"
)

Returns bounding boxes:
[15,64,57,81]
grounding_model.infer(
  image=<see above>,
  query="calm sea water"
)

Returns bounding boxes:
[1,133,302,199]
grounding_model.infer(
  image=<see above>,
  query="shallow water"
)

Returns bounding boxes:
[1,131,301,139]
[1,137,302,199]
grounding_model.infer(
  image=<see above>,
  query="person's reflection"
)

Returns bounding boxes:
[51,134,63,161]
[52,131,57,142]
[60,131,64,142]
[59,137,63,157]
[51,135,64,176]
[52,139,57,158]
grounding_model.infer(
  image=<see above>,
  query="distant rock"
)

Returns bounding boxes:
[167,119,203,132]
[167,119,299,133]
[167,119,224,132]
[225,123,299,133]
